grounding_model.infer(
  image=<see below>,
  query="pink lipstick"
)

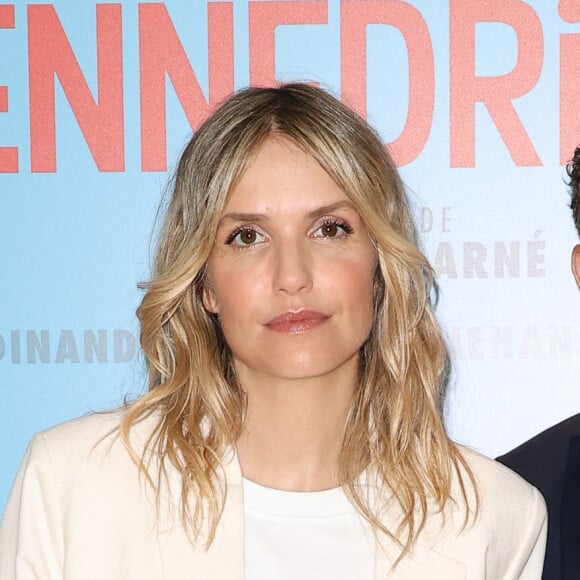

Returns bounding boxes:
[265,310,330,334]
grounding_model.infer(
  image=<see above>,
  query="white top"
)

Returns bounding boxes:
[243,478,374,580]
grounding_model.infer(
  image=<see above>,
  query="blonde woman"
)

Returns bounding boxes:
[0,84,546,579]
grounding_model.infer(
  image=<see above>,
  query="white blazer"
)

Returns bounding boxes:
[0,412,547,579]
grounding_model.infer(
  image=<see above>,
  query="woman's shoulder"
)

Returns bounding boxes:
[9,409,164,529]
[1,411,171,579]
[458,444,545,511]
[453,445,547,559]
[26,408,159,477]
[32,410,123,458]
[421,445,548,578]
[36,410,123,444]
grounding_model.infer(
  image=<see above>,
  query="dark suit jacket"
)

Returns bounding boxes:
[497,414,580,580]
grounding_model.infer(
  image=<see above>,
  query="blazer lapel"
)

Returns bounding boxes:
[365,479,466,580]
[156,448,246,579]
[373,539,465,580]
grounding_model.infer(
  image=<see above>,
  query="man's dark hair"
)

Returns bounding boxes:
[566,146,580,236]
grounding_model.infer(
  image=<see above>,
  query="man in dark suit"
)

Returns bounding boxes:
[497,147,580,580]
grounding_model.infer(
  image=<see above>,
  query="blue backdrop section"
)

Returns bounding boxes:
[1,0,579,513]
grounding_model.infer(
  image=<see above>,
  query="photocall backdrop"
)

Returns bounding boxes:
[1,0,579,512]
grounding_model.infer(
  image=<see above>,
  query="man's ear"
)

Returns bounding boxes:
[572,244,580,289]
[202,285,220,314]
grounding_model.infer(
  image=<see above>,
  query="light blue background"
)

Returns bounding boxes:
[1,0,579,513]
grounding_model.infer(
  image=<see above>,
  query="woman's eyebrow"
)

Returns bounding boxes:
[217,212,266,227]
[306,200,357,219]
[218,201,357,227]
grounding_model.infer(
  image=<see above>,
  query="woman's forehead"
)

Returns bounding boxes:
[221,137,352,216]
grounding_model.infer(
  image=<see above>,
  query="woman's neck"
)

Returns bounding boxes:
[235,361,357,491]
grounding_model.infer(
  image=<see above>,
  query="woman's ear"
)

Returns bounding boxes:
[202,284,220,314]
[572,244,580,289]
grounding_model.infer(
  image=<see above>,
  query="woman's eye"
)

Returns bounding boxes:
[227,228,265,246]
[313,221,353,238]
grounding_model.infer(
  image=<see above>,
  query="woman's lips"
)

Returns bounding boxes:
[264,310,330,334]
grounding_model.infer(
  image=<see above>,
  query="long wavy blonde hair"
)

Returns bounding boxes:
[122,83,477,558]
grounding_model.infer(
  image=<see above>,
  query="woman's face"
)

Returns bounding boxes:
[203,137,377,384]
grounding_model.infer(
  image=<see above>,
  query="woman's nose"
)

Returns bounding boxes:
[271,241,313,294]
